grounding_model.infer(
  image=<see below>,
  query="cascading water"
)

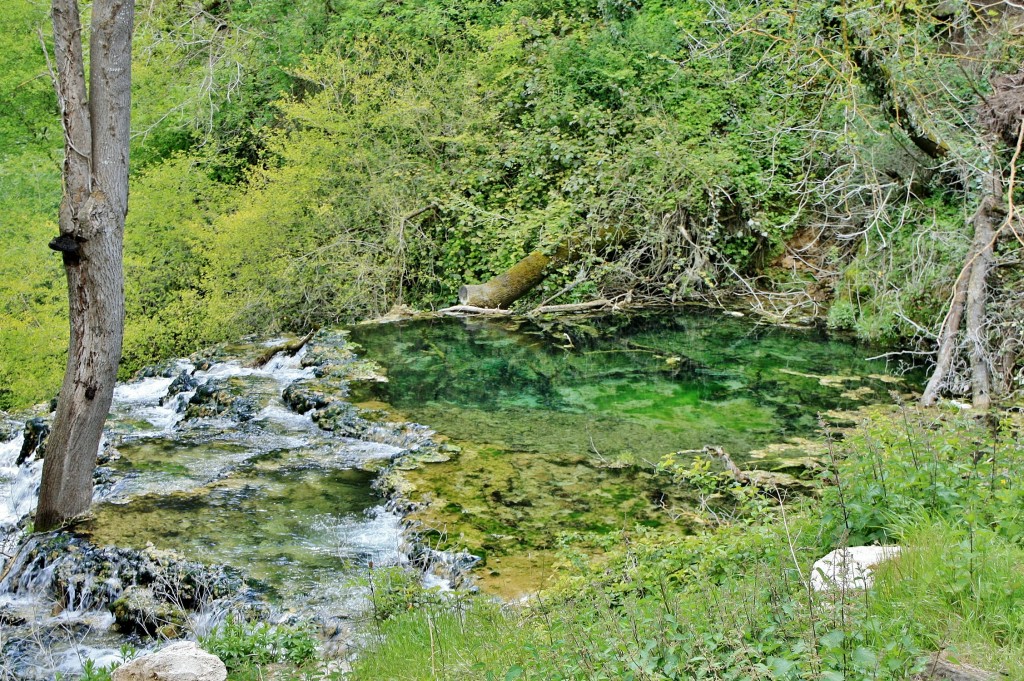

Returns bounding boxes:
[0,337,418,680]
[0,314,917,677]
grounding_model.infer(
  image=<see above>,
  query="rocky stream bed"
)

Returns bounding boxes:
[0,310,917,679]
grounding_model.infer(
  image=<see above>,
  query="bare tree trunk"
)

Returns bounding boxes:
[920,258,970,407]
[35,0,133,532]
[458,251,552,309]
[920,176,1001,409]
[965,190,999,409]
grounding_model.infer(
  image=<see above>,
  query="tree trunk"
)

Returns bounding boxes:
[456,223,630,309]
[920,175,1001,409]
[965,191,999,409]
[920,266,969,406]
[35,0,133,532]
[458,251,553,309]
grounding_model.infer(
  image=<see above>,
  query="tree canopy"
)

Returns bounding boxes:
[1,0,1022,409]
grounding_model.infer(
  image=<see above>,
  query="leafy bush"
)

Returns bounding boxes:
[201,617,319,670]
[822,405,1024,546]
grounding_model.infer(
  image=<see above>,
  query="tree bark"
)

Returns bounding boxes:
[920,268,969,407]
[458,251,553,309]
[920,179,1001,409]
[965,190,999,409]
[35,0,133,532]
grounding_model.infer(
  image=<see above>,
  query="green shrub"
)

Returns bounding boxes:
[201,617,319,670]
[822,405,1024,547]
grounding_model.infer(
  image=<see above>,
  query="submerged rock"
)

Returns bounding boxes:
[112,641,227,681]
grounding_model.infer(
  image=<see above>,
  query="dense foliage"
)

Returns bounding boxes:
[2,0,1023,408]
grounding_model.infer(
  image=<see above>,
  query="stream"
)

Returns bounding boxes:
[0,310,916,678]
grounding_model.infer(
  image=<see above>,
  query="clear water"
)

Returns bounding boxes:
[0,346,405,679]
[349,311,914,460]
[347,311,916,595]
[83,352,406,617]
[0,311,916,670]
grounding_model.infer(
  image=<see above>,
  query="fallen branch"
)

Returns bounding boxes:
[703,445,749,484]
[437,305,514,316]
[529,299,613,315]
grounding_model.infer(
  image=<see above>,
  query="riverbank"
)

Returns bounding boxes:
[349,403,1024,680]
[2,319,1019,680]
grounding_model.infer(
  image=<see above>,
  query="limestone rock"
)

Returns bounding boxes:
[810,545,901,591]
[112,642,226,681]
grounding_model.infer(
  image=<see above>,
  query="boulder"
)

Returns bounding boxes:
[112,642,226,681]
[810,545,901,591]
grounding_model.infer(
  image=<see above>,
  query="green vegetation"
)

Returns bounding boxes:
[2,0,1022,409]
[59,622,322,681]
[348,406,1024,679]
[4,1,1024,674]
[201,617,322,679]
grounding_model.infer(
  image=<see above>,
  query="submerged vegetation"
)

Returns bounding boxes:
[3,0,1024,678]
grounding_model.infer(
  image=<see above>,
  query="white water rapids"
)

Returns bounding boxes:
[0,344,412,679]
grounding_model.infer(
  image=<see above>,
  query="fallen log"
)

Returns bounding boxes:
[437,305,514,316]
[458,251,552,309]
[530,299,613,315]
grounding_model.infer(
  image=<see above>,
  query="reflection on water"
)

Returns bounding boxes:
[350,311,916,461]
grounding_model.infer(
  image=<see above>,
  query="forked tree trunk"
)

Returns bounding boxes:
[35,0,133,532]
[920,170,1000,409]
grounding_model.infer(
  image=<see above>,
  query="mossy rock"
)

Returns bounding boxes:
[111,585,186,639]
[184,376,268,421]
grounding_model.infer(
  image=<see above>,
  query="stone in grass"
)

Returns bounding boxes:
[810,546,901,592]
[915,653,997,680]
[112,642,226,681]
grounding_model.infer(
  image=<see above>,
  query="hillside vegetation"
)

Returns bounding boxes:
[2,0,1023,409]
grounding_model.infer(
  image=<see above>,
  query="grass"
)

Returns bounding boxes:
[345,404,1024,680]
[871,518,1024,679]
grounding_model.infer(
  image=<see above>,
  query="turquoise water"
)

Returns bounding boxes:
[349,310,915,462]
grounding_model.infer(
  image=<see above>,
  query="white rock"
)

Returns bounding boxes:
[810,545,901,592]
[111,642,227,681]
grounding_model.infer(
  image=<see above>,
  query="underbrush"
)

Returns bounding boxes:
[349,404,1024,680]
[201,617,322,680]
[58,620,323,681]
